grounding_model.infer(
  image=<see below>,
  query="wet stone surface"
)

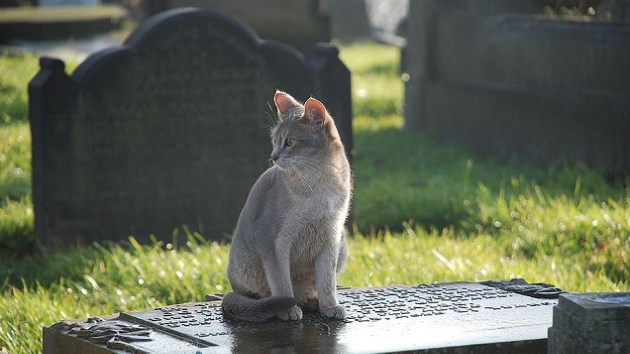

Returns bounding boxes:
[44,282,557,353]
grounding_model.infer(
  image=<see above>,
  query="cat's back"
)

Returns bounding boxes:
[234,165,288,237]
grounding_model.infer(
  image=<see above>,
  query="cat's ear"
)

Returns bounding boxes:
[274,91,301,115]
[303,97,328,127]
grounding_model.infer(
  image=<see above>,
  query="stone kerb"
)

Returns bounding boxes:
[548,292,630,353]
[29,8,352,248]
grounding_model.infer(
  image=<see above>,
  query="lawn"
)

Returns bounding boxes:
[1,42,629,353]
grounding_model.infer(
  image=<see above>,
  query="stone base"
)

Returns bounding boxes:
[548,292,630,354]
[43,282,557,353]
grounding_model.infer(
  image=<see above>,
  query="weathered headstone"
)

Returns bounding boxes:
[328,0,371,40]
[404,0,630,176]
[29,8,352,247]
[328,0,408,46]
[548,292,630,354]
[43,282,557,353]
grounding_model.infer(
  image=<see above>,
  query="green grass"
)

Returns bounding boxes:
[1,42,630,353]
[0,54,40,125]
[0,124,33,255]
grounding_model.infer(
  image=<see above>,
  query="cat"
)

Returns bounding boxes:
[221,91,352,322]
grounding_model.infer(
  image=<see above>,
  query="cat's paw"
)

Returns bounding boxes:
[321,304,346,320]
[277,305,303,321]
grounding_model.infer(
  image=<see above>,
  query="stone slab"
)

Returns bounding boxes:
[44,282,557,353]
[555,292,630,321]
[548,292,630,354]
[552,305,630,345]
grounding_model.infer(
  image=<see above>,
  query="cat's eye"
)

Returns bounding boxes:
[285,138,295,147]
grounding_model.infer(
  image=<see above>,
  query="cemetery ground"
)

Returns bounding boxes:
[1,42,629,353]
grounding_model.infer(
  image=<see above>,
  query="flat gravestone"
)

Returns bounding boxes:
[29,8,352,247]
[43,282,556,353]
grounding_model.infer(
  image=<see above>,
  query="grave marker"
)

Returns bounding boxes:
[29,8,352,247]
[43,282,557,353]
[404,0,630,176]
[548,292,630,353]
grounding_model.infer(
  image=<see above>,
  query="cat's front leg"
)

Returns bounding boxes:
[315,243,346,320]
[292,277,319,312]
[263,241,303,321]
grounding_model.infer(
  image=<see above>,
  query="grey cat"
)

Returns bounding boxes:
[221,91,352,322]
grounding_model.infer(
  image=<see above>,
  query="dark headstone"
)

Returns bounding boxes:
[404,0,630,176]
[43,282,556,353]
[29,8,352,247]
[548,292,630,354]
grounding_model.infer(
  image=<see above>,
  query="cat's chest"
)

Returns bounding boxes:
[280,167,350,220]
[296,187,347,220]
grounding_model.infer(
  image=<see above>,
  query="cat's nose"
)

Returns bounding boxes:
[271,152,279,161]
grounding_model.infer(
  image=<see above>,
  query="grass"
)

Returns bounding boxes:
[1,42,629,353]
[0,124,33,255]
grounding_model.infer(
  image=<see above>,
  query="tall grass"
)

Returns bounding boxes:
[0,43,629,353]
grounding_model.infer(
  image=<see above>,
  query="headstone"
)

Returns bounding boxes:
[404,0,630,177]
[548,292,630,354]
[327,0,371,39]
[143,0,329,55]
[364,0,408,46]
[328,0,408,46]
[43,282,557,353]
[29,8,352,247]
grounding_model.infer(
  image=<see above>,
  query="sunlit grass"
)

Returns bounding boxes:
[0,232,230,353]
[0,54,40,124]
[343,227,627,293]
[340,41,403,119]
[0,124,33,254]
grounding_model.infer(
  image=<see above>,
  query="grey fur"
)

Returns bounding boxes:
[221,91,352,322]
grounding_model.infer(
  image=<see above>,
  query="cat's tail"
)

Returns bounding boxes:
[221,292,297,322]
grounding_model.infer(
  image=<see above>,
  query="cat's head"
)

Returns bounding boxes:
[269,91,342,170]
